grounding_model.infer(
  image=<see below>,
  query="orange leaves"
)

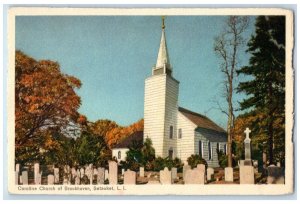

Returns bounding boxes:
[15,51,82,153]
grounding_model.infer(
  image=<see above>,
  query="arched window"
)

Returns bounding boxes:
[118,151,121,159]
[169,126,173,139]
[208,142,212,160]
[199,141,203,158]
[178,128,182,139]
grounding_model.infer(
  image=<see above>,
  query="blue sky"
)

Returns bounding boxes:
[16,16,256,128]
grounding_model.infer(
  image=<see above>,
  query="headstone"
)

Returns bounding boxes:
[121,169,125,175]
[15,163,20,173]
[54,168,59,184]
[124,170,136,185]
[207,168,214,181]
[19,175,22,184]
[80,168,85,178]
[93,168,98,175]
[244,127,252,165]
[263,152,267,168]
[97,167,105,184]
[184,168,205,184]
[75,176,80,185]
[239,166,255,184]
[139,167,145,177]
[71,167,77,179]
[34,163,40,184]
[253,160,258,173]
[159,167,171,184]
[183,164,191,181]
[171,167,177,181]
[108,161,118,185]
[105,169,109,181]
[63,177,68,185]
[239,160,245,166]
[276,162,281,167]
[15,171,19,185]
[225,167,233,182]
[267,165,284,184]
[21,171,28,185]
[47,175,54,185]
[36,173,42,185]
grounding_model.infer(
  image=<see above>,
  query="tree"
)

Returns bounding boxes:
[75,131,110,166]
[214,16,249,167]
[237,16,285,165]
[15,51,82,163]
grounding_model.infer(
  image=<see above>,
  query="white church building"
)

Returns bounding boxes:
[113,19,227,167]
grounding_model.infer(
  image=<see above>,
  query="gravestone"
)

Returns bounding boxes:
[121,169,125,175]
[225,167,233,182]
[19,175,23,184]
[207,168,214,181]
[105,169,109,181]
[75,176,80,185]
[171,167,177,181]
[124,170,136,185]
[15,171,19,185]
[93,168,98,175]
[34,163,40,184]
[267,165,284,184]
[54,168,59,184]
[183,164,191,181]
[244,127,252,166]
[21,171,28,185]
[253,160,258,173]
[263,152,267,169]
[16,163,20,173]
[184,168,205,184]
[159,167,171,184]
[108,161,118,185]
[239,166,255,184]
[139,167,145,177]
[97,167,105,184]
[36,173,42,185]
[80,168,85,178]
[47,175,54,185]
[71,167,77,179]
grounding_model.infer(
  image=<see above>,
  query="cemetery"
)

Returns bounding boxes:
[14,128,285,186]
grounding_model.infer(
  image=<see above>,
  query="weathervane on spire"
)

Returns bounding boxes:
[162,16,165,29]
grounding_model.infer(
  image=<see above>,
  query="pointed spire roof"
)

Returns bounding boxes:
[156,17,171,69]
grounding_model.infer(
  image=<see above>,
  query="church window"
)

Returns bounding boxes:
[169,126,173,139]
[118,151,121,159]
[208,142,212,160]
[217,142,220,152]
[178,128,182,139]
[224,144,227,155]
[199,141,203,158]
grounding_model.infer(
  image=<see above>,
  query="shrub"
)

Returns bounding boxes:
[217,150,237,168]
[187,154,208,169]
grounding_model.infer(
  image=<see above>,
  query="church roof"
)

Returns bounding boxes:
[113,131,144,149]
[156,19,171,69]
[178,107,227,134]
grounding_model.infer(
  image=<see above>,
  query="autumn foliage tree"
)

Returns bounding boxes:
[15,51,82,164]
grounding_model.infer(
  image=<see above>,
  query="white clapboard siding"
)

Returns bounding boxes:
[144,74,179,158]
[177,111,197,162]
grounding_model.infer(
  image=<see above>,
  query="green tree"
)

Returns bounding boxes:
[237,16,285,165]
[75,131,110,166]
[141,138,155,162]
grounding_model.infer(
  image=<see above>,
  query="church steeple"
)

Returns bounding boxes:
[153,17,172,76]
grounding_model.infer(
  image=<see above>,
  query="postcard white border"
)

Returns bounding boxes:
[7,7,294,195]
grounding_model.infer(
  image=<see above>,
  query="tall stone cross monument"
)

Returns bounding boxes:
[244,127,252,166]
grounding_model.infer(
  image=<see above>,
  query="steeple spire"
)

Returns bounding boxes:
[155,16,171,73]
